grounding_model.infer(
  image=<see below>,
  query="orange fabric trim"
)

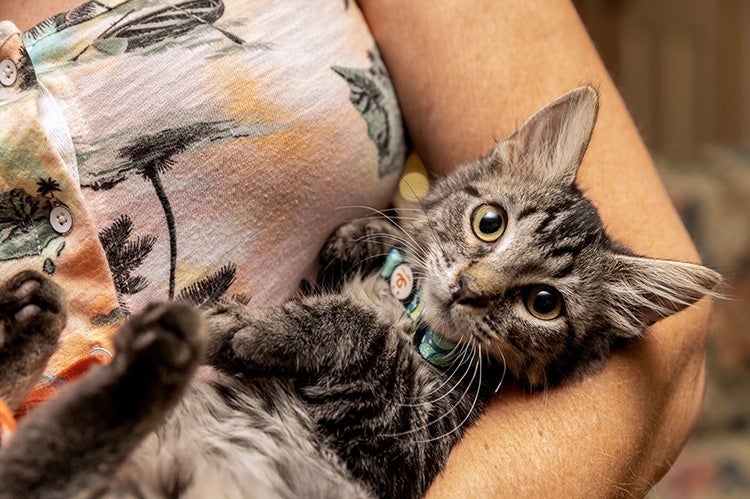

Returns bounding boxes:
[0,398,16,445]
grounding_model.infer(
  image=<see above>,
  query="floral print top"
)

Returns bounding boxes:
[0,0,405,391]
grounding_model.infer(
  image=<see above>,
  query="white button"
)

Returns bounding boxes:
[50,206,73,234]
[0,58,17,87]
[390,264,414,300]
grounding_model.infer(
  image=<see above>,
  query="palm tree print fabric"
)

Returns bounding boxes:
[0,0,406,382]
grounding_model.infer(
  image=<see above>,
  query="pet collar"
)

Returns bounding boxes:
[380,248,457,368]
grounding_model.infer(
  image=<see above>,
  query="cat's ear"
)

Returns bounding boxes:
[495,86,599,186]
[603,253,721,337]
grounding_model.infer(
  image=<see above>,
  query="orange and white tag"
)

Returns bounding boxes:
[390,264,414,300]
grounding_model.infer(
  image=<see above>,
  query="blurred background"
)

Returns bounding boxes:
[574,1,750,497]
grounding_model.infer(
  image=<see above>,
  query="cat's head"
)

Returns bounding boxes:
[411,86,720,388]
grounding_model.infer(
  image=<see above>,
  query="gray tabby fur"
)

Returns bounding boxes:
[0,86,720,498]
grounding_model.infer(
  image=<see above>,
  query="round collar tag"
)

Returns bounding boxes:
[390,264,413,300]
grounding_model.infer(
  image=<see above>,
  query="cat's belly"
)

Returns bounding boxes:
[112,375,371,499]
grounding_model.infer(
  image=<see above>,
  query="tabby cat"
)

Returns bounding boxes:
[0,86,719,498]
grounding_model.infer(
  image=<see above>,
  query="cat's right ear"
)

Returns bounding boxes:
[493,86,599,186]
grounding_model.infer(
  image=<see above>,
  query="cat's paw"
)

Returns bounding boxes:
[0,271,66,409]
[204,302,284,375]
[0,270,66,346]
[112,302,206,386]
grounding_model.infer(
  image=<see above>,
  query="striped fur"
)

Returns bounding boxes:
[0,87,720,498]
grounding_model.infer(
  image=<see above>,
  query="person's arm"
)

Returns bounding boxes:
[358,0,711,496]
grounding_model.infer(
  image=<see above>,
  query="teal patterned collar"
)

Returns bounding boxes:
[380,248,457,368]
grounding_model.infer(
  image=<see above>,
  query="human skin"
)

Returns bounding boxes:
[4,0,712,496]
[358,0,712,496]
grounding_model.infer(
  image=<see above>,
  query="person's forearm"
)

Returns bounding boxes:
[359,0,711,496]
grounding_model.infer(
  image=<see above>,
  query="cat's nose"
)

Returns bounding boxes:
[450,274,484,306]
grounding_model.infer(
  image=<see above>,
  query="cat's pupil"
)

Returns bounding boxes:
[525,285,563,320]
[532,290,557,314]
[479,212,503,235]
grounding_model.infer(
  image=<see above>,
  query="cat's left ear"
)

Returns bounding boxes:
[497,85,599,186]
[603,253,721,338]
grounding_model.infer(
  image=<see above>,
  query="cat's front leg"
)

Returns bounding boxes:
[317,216,406,290]
[0,270,65,411]
[205,296,386,378]
[0,301,205,498]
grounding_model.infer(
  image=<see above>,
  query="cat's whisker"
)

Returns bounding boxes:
[384,341,484,440]
[336,205,423,252]
[380,352,479,439]
[392,206,423,213]
[351,231,431,268]
[331,235,427,280]
[342,216,431,263]
[404,346,484,445]
[397,341,474,407]
[353,233,425,261]
[398,177,448,257]
[413,224,443,263]
[342,205,438,270]
[391,188,449,274]
[494,348,508,394]
[541,377,551,407]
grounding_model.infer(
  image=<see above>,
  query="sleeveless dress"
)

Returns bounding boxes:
[0,0,405,398]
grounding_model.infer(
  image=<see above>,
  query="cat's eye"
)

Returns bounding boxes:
[471,204,506,242]
[524,285,564,320]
